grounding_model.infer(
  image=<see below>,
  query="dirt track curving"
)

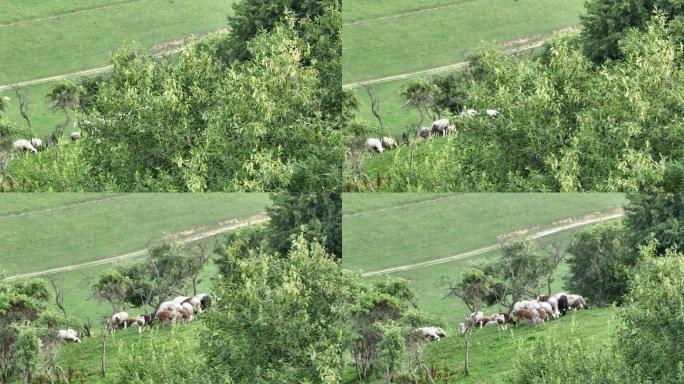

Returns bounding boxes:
[3,213,270,282]
[361,211,624,277]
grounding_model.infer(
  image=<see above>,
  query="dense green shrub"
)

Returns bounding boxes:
[360,16,684,192]
[617,245,684,383]
[565,221,630,306]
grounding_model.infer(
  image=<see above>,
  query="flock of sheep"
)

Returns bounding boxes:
[364,108,499,155]
[11,132,81,154]
[414,292,589,343]
[56,293,211,343]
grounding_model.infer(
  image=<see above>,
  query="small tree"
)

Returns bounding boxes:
[444,267,497,376]
[46,80,80,137]
[498,240,552,307]
[91,270,132,312]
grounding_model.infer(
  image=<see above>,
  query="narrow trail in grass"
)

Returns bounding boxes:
[0,29,228,91]
[0,0,147,28]
[3,213,269,282]
[343,40,546,90]
[361,211,624,277]
[343,195,461,218]
[0,194,128,220]
[343,1,477,26]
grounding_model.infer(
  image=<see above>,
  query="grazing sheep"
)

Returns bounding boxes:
[431,118,450,137]
[557,294,570,316]
[365,138,384,153]
[107,312,129,331]
[30,138,43,150]
[495,313,515,331]
[177,308,193,324]
[181,302,195,317]
[537,295,560,318]
[468,311,484,326]
[459,109,478,118]
[186,296,203,313]
[539,302,555,320]
[12,139,37,154]
[513,300,541,313]
[486,109,499,117]
[57,329,80,343]
[415,327,447,341]
[156,309,175,326]
[158,301,183,314]
[70,132,81,141]
[567,294,589,310]
[512,309,542,326]
[418,127,431,139]
[381,137,398,150]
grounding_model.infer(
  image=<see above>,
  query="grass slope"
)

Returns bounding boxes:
[0,193,270,275]
[0,82,76,138]
[0,0,137,25]
[342,0,584,83]
[342,193,625,383]
[342,193,627,272]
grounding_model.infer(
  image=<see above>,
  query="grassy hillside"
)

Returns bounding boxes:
[342,193,627,272]
[0,0,235,137]
[342,193,625,383]
[342,0,584,83]
[0,193,270,276]
[0,193,270,328]
[57,316,206,383]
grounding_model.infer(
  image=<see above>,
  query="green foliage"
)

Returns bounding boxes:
[267,192,341,259]
[624,192,684,258]
[91,270,133,312]
[362,16,684,192]
[510,317,625,383]
[0,278,54,382]
[8,21,342,192]
[343,277,434,381]
[565,221,630,306]
[205,235,348,383]
[617,246,684,383]
[581,1,684,62]
[106,328,210,384]
[9,324,42,384]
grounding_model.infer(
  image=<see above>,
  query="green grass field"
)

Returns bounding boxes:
[342,193,626,382]
[0,0,235,137]
[0,193,270,276]
[342,193,627,272]
[342,0,584,84]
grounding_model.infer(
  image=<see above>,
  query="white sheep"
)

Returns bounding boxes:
[415,326,447,341]
[70,132,81,141]
[30,138,43,150]
[57,329,80,343]
[12,139,37,153]
[381,137,398,150]
[431,118,450,137]
[486,109,499,117]
[365,138,384,153]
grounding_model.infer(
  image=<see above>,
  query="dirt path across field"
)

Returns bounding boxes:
[343,40,545,90]
[0,29,228,91]
[361,211,624,277]
[3,213,269,282]
[0,194,128,220]
[0,0,148,28]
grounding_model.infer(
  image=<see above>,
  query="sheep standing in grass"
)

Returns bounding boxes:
[70,132,81,141]
[381,137,398,150]
[12,139,37,153]
[365,138,384,153]
[57,329,80,343]
[431,118,450,137]
[418,127,431,139]
[30,138,43,150]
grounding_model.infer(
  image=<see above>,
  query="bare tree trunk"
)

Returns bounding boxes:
[463,335,469,376]
[100,328,107,377]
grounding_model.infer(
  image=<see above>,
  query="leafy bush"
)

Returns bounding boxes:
[565,221,630,306]
[360,16,684,192]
